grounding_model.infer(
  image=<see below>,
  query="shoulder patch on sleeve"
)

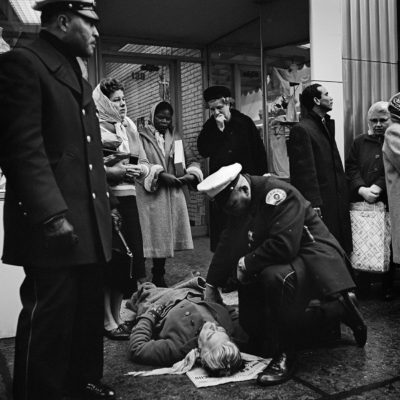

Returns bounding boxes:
[266,188,287,205]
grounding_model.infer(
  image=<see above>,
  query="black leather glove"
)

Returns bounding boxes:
[43,215,79,249]
[110,208,122,231]
[158,172,182,188]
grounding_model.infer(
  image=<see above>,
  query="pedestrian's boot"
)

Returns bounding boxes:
[257,351,297,386]
[338,292,367,347]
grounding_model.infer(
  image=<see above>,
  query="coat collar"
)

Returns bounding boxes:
[23,33,92,106]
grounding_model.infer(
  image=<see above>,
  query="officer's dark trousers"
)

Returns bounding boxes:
[13,264,104,400]
[239,262,314,356]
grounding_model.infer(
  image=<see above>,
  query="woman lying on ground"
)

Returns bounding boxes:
[126,277,245,376]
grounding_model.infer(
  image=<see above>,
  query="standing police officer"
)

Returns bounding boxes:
[199,164,367,386]
[0,1,114,399]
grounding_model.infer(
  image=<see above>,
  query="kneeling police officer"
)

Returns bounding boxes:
[198,163,367,386]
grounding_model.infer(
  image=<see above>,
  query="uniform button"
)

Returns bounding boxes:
[92,193,96,199]
[89,164,93,171]
[191,320,195,326]
[248,243,251,248]
[106,191,109,198]
[82,109,86,116]
[87,135,91,143]
[184,311,190,316]
[375,154,380,158]
[23,212,27,216]
[18,202,22,207]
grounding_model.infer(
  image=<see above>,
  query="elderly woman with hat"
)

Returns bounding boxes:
[197,86,268,254]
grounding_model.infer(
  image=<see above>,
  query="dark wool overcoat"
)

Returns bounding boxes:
[0,34,112,267]
[345,133,387,204]
[287,111,352,254]
[197,108,268,251]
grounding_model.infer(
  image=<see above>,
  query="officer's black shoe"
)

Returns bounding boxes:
[256,352,296,386]
[339,292,367,347]
[81,382,115,399]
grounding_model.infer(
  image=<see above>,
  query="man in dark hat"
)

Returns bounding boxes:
[197,85,268,258]
[198,164,367,387]
[0,1,114,399]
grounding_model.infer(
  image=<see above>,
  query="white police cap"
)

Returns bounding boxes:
[33,0,99,21]
[197,163,242,204]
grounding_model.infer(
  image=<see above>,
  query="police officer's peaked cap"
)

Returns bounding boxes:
[197,163,242,206]
[203,86,232,103]
[33,0,99,21]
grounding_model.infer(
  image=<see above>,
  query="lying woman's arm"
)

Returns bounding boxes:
[129,313,187,366]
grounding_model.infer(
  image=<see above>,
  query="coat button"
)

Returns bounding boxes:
[184,311,190,316]
[89,164,93,171]
[87,135,91,143]
[106,192,109,198]
[191,320,195,326]
[82,109,86,116]
[23,212,27,216]
[18,202,22,207]
[92,193,96,200]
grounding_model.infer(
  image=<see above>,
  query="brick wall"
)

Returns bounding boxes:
[103,46,206,227]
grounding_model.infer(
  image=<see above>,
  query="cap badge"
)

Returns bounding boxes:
[266,189,286,206]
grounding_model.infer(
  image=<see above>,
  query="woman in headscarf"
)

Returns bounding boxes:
[93,78,149,340]
[136,101,203,287]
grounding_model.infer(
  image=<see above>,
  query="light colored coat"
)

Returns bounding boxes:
[383,121,400,263]
[136,103,202,258]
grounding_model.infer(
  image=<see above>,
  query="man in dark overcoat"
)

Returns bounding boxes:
[197,86,268,253]
[199,163,367,387]
[287,84,352,254]
[0,1,114,399]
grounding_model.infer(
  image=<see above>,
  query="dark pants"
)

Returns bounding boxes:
[239,261,319,355]
[13,264,104,400]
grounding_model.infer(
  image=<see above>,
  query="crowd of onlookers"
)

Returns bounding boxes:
[1,1,399,399]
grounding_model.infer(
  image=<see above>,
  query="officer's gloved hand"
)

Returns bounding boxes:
[43,215,79,249]
[204,283,224,304]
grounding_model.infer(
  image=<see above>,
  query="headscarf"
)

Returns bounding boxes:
[146,101,174,156]
[92,84,130,153]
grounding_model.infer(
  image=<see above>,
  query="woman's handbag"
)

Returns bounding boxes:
[349,201,391,273]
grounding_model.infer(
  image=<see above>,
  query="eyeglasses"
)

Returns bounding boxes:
[369,118,389,123]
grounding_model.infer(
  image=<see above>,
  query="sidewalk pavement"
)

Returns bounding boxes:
[1,236,400,399]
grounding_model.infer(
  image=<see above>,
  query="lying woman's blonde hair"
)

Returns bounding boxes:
[200,340,243,377]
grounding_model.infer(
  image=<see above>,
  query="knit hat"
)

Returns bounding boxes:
[203,86,232,103]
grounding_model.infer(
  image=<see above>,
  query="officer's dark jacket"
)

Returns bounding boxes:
[287,111,352,254]
[345,133,387,204]
[206,175,354,298]
[0,31,112,267]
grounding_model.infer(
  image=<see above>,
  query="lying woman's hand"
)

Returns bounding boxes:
[158,172,182,188]
[147,303,167,320]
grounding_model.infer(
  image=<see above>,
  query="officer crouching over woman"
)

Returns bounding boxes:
[198,163,367,386]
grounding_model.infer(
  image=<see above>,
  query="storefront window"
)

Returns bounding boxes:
[264,44,310,178]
